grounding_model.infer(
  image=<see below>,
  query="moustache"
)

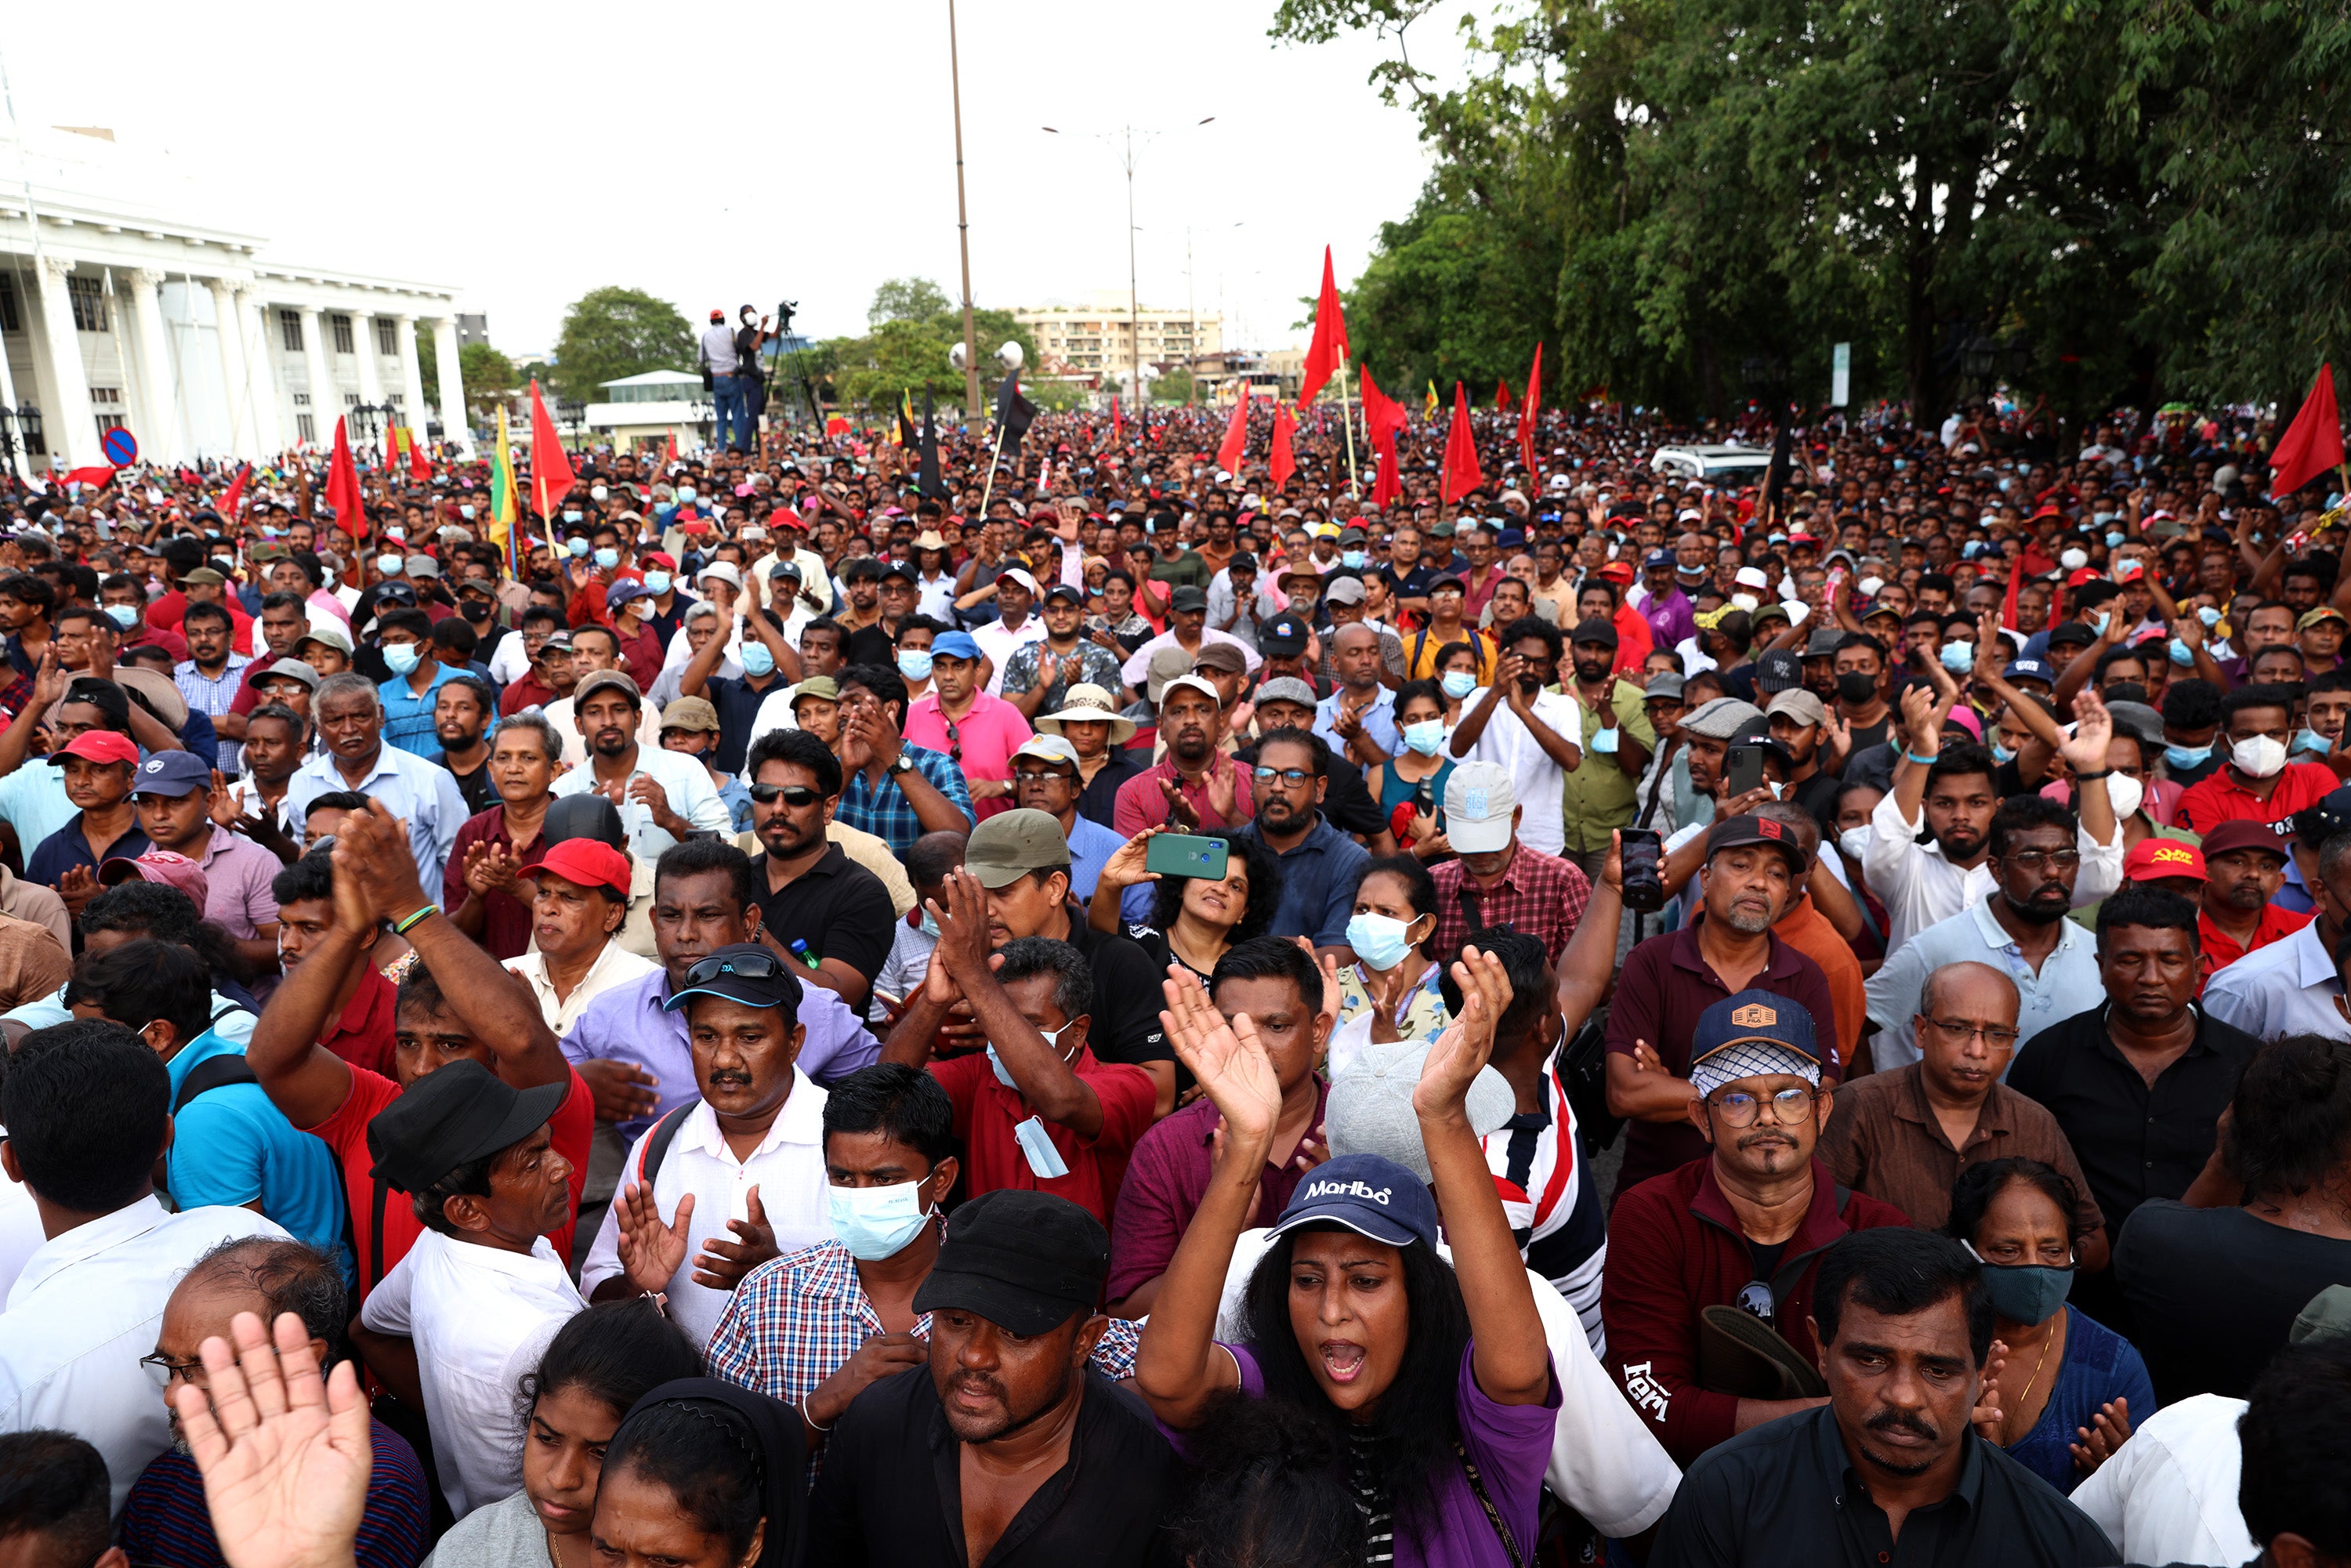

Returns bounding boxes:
[1865,1409,1940,1443]
[948,1371,1005,1403]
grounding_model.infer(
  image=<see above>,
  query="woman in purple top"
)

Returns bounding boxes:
[1136,947,1560,1568]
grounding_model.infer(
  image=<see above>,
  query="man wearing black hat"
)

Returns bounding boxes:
[808,1189,1172,1568]
[1560,617,1657,884]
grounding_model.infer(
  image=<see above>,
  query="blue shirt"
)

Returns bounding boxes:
[24,814,151,889]
[285,744,470,895]
[377,665,459,756]
[1065,813,1128,901]
[561,965,882,1141]
[2001,1305,2157,1495]
[0,761,76,853]
[1313,686,1399,766]
[1239,813,1373,950]
[163,1029,353,1282]
[835,741,975,856]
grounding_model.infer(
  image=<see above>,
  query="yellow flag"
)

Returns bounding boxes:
[1425,380,1440,419]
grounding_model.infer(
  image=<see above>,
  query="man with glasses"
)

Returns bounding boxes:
[1602,987,1909,1468]
[743,730,897,1012]
[1236,726,1372,960]
[1012,734,1126,900]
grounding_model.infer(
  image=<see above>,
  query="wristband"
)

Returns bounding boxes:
[391,904,440,936]
[2075,769,2113,781]
[1903,748,1940,766]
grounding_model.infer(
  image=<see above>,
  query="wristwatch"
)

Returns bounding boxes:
[888,749,914,777]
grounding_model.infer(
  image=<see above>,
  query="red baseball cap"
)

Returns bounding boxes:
[1599,560,1636,585]
[98,849,212,911]
[49,730,139,768]
[518,838,633,900]
[643,552,678,570]
[2123,838,2205,883]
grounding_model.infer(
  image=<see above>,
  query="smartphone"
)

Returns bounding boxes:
[1147,833,1230,881]
[1724,742,1766,798]
[1618,827,1666,914]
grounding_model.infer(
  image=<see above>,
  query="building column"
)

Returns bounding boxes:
[298,306,336,447]
[352,308,387,430]
[430,315,472,456]
[205,274,252,458]
[32,255,100,470]
[244,295,286,458]
[393,313,429,454]
[125,269,182,464]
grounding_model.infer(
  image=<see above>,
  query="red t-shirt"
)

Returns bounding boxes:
[930,1048,1157,1229]
[2199,903,2314,991]
[301,1063,594,1302]
[2175,759,2338,833]
[321,970,398,1078]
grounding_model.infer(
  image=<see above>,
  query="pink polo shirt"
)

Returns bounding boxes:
[904,691,1034,820]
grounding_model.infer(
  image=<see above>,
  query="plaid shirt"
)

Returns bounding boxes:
[175,655,252,770]
[1430,842,1592,968]
[834,741,976,855]
[705,1234,1140,1433]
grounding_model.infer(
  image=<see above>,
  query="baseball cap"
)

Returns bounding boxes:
[1703,813,1809,874]
[1644,549,1676,570]
[1688,989,1822,1098]
[1042,581,1083,606]
[659,696,721,734]
[129,750,212,798]
[2299,606,2349,632]
[1443,761,1516,855]
[542,793,628,852]
[1678,697,1766,741]
[1765,689,1827,727]
[790,676,842,708]
[1324,1041,1514,1184]
[1260,614,1310,657]
[604,581,650,608]
[995,567,1041,596]
[96,849,209,911]
[1803,628,1845,658]
[910,1189,1111,1337]
[932,630,983,662]
[183,567,227,586]
[662,943,806,1015]
[696,562,744,591]
[1192,642,1246,675]
[1644,672,1686,702]
[1324,577,1368,607]
[2197,820,2291,862]
[1752,648,1802,695]
[255,657,322,691]
[1568,617,1618,650]
[2047,621,2098,648]
[49,730,139,768]
[964,809,1074,889]
[297,621,355,656]
[2102,700,2164,746]
[574,670,643,708]
[2123,838,2206,883]
[518,837,634,900]
[1599,560,1635,585]
[2002,658,2056,686]
[1265,1153,1440,1251]
[1012,734,1081,771]
[1169,585,1209,613]
[365,1058,568,1194]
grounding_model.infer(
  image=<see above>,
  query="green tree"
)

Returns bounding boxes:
[817,302,1040,418]
[457,342,519,416]
[1153,368,1196,404]
[549,287,694,404]
[870,277,954,328]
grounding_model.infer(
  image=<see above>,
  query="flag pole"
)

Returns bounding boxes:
[978,423,1009,514]
[1336,350,1360,498]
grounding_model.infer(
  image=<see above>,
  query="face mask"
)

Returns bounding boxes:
[1402,719,1445,755]
[566,537,590,557]
[1940,640,1974,674]
[458,504,476,520]
[918,907,940,940]
[739,642,776,677]
[643,571,672,596]
[897,648,934,681]
[2168,638,2195,667]
[563,509,585,524]
[987,1021,1080,1090]
[1891,458,1906,472]
[2198,605,2222,628]
[826,1179,930,1261]
[2295,728,2331,756]
[2233,733,2288,779]
[1342,550,1367,570]
[677,487,696,502]
[1838,825,1871,860]
[2163,742,2211,770]
[2104,531,2125,548]
[462,599,491,622]
[593,547,621,570]
[1836,672,1877,705]
[1992,741,2017,764]
[2092,610,2112,637]
[382,643,420,675]
[1441,670,1479,700]
[1964,1246,2074,1325]
[2095,511,2118,527]
[104,603,139,630]
[1730,592,1760,614]
[1998,476,2012,492]
[2059,549,2089,571]
[1344,911,1418,972]
[386,527,405,542]
[590,485,609,502]
[375,553,404,575]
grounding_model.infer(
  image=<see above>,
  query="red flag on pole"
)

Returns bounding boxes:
[1516,344,1543,476]
[2269,364,2345,499]
[1111,397,1124,445]
[218,463,251,522]
[1270,404,1297,493]
[323,417,365,538]
[1297,247,1349,406]
[1358,366,1405,448]
[666,430,679,464]
[1216,392,1250,476]
[527,379,576,522]
[58,465,118,490]
[408,428,431,483]
[1440,382,1483,505]
[1495,379,1514,412]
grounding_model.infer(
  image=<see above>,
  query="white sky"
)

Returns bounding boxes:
[3,0,1468,360]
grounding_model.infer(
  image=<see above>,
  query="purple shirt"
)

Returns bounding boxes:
[1164,1341,1558,1568]
[561,965,881,1139]
[1106,1085,1328,1302]
[194,824,284,940]
[1639,585,1697,651]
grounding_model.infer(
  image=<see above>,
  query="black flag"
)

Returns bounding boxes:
[994,369,1037,447]
[917,389,951,503]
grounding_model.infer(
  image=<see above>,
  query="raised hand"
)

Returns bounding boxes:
[1159,964,1282,1151]
[332,802,429,923]
[208,769,241,830]
[1204,753,1239,824]
[54,864,100,916]
[2060,685,2115,773]
[927,867,997,987]
[1970,1339,2009,1442]
[1413,945,1509,1122]
[1898,679,1941,751]
[27,643,65,713]
[2069,1396,2132,1474]
[1099,827,1164,893]
[574,1058,661,1123]
[614,1180,694,1295]
[171,1309,371,1568]
[690,1186,779,1291]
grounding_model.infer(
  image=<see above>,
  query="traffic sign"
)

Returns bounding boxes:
[100,427,138,465]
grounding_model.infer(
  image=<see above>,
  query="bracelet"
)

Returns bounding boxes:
[1903,748,1940,766]
[391,904,440,936]
[2075,769,2113,780]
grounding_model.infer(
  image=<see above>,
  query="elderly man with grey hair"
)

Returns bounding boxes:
[283,669,470,890]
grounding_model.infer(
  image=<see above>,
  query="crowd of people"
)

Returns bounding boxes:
[2,386,2350,1568]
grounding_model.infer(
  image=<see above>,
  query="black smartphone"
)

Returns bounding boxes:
[1724,742,1766,797]
[1619,827,1666,914]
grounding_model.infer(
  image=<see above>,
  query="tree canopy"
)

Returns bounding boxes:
[817,278,1040,415]
[548,287,695,404]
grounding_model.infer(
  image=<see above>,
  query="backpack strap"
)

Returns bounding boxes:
[172,1054,259,1116]
[635,1103,698,1190]
[369,1176,389,1290]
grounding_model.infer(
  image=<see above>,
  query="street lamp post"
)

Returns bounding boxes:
[947,0,980,419]
[0,403,40,480]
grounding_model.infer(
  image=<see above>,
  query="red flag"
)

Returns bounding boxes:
[666,430,679,464]
[58,465,118,490]
[1370,424,1401,511]
[1297,247,1349,406]
[219,463,251,522]
[408,427,431,483]
[1270,404,1297,493]
[1216,392,1249,476]
[1495,379,1514,412]
[825,415,849,436]
[527,379,576,521]
[1111,397,1124,445]
[2270,364,2345,499]
[1516,344,1543,476]
[1358,365,1405,448]
[323,416,365,538]
[1441,382,1483,505]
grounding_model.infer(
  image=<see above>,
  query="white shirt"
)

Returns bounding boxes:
[971,614,1048,696]
[1451,686,1585,857]
[0,1126,49,1309]
[0,1197,283,1512]
[580,1085,831,1349]
[1215,1227,1680,1539]
[1862,784,2122,952]
[549,741,734,863]
[488,631,534,687]
[504,940,661,1037]
[2203,918,2351,1043]
[2067,1393,2255,1567]
[915,570,957,623]
[359,1229,585,1519]
[285,744,472,896]
[1862,896,2104,1073]
[744,685,803,749]
[541,693,663,769]
[1118,625,1263,687]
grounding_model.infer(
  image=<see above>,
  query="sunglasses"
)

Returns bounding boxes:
[944,720,962,763]
[747,782,823,806]
[683,950,790,986]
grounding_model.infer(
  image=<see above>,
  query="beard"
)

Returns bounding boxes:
[2001,888,2070,925]
[1722,901,1777,934]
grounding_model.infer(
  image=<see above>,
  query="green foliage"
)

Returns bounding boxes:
[548,288,695,404]
[817,300,1039,417]
[1154,367,1197,404]
[457,342,518,415]
[869,277,955,328]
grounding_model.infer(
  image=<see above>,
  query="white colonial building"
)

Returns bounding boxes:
[0,126,473,474]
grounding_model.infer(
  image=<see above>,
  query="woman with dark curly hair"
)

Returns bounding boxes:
[1088,825,1283,995]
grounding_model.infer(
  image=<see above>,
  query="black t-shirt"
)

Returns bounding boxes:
[706,672,788,775]
[1077,748,1149,830]
[1060,915,1173,1067]
[1846,715,1893,755]
[1789,768,1841,833]
[429,752,497,817]
[842,621,895,668]
[1379,563,1436,604]
[2114,1200,2351,1402]
[753,845,897,983]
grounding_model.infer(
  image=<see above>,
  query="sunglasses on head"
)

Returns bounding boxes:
[683,950,790,986]
[747,782,823,806]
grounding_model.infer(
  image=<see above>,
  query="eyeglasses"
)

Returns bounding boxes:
[139,1352,208,1390]
[746,782,823,807]
[683,951,789,986]
[2002,849,2081,872]
[1013,766,1075,784]
[1704,1086,1823,1127]
[1252,766,1313,785]
[1919,1016,2020,1049]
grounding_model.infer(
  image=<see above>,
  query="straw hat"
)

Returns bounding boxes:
[1034,682,1137,744]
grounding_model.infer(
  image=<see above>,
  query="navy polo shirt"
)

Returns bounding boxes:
[1238,813,1371,949]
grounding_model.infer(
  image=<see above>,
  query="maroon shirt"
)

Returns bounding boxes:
[443,804,545,960]
[1105,1081,1328,1304]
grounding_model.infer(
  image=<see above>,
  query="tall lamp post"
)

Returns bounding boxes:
[0,403,41,481]
[947,0,980,419]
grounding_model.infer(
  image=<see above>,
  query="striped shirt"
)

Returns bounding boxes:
[1483,1044,1608,1356]
[118,1416,428,1568]
[174,654,251,770]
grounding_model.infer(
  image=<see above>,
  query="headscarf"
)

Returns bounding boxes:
[614,1378,806,1568]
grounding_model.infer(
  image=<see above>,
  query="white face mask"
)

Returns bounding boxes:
[1838,825,1871,860]
[2232,734,2288,780]
[2101,771,2144,820]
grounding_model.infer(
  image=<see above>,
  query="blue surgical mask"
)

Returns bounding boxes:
[104,603,139,630]
[2105,530,2125,548]
[739,642,776,677]
[1992,741,2017,764]
[458,504,476,520]
[1891,458,1906,472]
[1940,640,1974,674]
[826,1179,929,1262]
[1402,719,1445,755]
[563,509,585,524]
[2168,638,2195,667]
[987,1020,1081,1090]
[382,643,420,675]
[2164,742,2212,770]
[2198,605,2222,628]
[567,537,590,557]
[1342,550,1367,570]
[2295,728,2331,755]
[643,570,672,596]
[897,648,934,681]
[593,547,620,570]
[676,487,696,502]
[918,907,940,940]
[1345,911,1420,972]
[376,553,405,575]
[1441,670,1479,700]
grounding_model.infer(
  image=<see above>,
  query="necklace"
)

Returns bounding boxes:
[2009,1318,2059,1436]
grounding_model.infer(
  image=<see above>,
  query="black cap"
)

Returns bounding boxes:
[1428,572,1467,594]
[2047,621,2098,648]
[1043,581,1084,605]
[661,942,805,1015]
[365,1059,567,1194]
[543,793,627,852]
[911,1188,1110,1335]
[1702,812,1809,873]
[1169,585,1208,612]
[878,562,918,585]
[1568,616,1618,650]
[1260,614,1310,657]
[1754,648,1802,694]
